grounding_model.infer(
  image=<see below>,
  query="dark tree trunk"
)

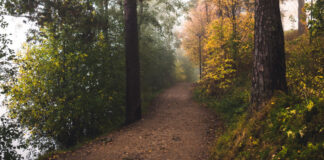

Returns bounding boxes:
[309,0,313,44]
[298,0,306,34]
[124,0,141,124]
[217,0,223,18]
[251,0,288,111]
[231,0,237,61]
[205,0,210,23]
[198,35,202,80]
[218,0,224,40]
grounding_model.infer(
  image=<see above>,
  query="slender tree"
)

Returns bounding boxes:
[205,0,210,23]
[298,0,306,34]
[124,0,142,124]
[251,0,288,111]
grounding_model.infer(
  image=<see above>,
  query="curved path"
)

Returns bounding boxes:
[58,83,218,160]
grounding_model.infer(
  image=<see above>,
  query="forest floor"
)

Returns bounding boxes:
[57,83,220,160]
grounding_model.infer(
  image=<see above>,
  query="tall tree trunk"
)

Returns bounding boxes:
[251,0,288,111]
[231,0,237,61]
[218,0,224,41]
[103,0,110,42]
[124,0,141,124]
[298,0,305,34]
[205,0,210,23]
[198,34,202,80]
[309,0,313,44]
[217,0,223,18]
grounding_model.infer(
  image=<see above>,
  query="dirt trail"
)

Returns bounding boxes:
[59,83,219,160]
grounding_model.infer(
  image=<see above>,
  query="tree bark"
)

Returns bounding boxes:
[198,35,202,80]
[251,0,288,111]
[298,0,306,34]
[231,0,237,61]
[218,0,224,40]
[205,0,210,23]
[124,0,141,124]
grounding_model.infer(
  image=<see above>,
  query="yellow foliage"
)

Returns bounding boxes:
[196,11,254,95]
[286,34,324,99]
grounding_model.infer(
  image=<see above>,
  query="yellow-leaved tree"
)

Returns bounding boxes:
[183,0,254,95]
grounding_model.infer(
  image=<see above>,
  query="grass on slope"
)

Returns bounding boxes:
[195,80,324,160]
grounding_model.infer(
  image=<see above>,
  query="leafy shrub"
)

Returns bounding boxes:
[195,77,250,124]
[198,13,254,96]
[8,29,125,148]
[209,91,324,160]
[286,35,324,99]
[306,0,324,38]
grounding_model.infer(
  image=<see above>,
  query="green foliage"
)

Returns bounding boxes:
[8,28,125,148]
[140,30,176,92]
[174,54,197,82]
[306,0,324,38]
[195,77,250,124]
[209,92,324,160]
[3,0,186,157]
[286,35,324,99]
[139,24,178,113]
[139,0,187,98]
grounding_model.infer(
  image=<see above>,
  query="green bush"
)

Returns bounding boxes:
[195,77,250,125]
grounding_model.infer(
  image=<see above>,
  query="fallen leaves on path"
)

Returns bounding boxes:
[57,83,219,160]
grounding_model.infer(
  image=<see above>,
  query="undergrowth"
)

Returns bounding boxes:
[194,76,250,125]
[38,88,164,160]
[195,32,324,160]
[196,84,324,160]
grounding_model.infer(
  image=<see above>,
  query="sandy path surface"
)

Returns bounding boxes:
[58,83,219,160]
